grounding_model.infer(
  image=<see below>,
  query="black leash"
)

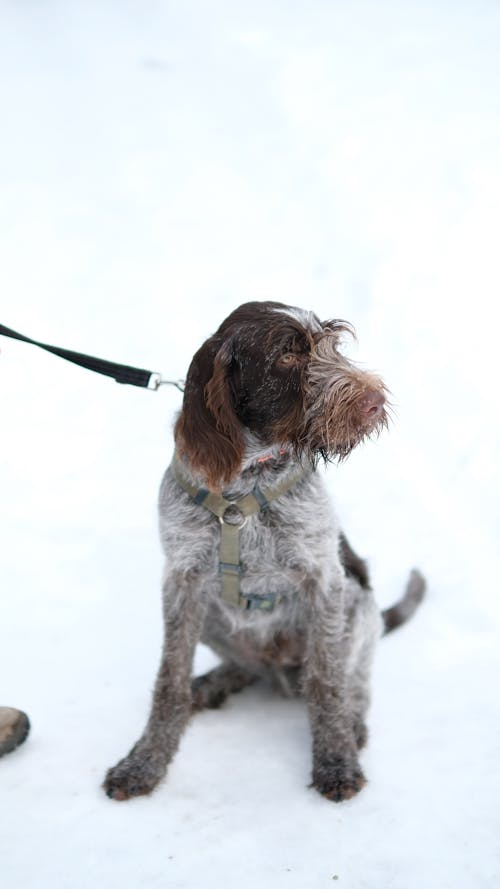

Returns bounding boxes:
[0,323,184,392]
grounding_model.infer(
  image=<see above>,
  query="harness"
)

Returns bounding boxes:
[170,453,308,612]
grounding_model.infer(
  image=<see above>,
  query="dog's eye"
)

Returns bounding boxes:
[277,353,301,368]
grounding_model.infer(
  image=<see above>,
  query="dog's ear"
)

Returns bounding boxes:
[174,336,244,489]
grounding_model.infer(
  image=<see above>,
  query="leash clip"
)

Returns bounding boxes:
[147,374,185,393]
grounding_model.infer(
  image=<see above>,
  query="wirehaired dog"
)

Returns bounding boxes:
[104,301,424,802]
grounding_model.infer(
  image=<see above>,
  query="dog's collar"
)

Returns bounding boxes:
[170,453,308,612]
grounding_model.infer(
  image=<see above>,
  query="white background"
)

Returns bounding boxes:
[1,2,499,887]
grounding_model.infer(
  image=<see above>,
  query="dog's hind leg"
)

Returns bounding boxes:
[345,581,383,750]
[348,637,378,750]
[191,662,257,712]
[349,664,372,750]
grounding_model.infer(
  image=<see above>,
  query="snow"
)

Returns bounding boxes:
[1,2,499,887]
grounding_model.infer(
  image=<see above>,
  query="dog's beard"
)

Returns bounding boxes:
[298,335,389,463]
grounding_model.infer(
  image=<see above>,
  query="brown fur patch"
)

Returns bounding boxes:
[175,337,245,490]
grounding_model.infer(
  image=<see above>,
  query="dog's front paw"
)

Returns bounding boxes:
[311,753,366,802]
[103,752,165,801]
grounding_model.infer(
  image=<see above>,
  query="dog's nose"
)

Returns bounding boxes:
[358,389,385,424]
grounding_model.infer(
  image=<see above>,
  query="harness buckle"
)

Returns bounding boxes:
[219,506,247,528]
[219,562,241,575]
[242,592,278,611]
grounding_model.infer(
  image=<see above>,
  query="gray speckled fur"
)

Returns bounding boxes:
[103,302,420,803]
[104,439,381,802]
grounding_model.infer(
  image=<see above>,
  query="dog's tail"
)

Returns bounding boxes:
[381,569,426,635]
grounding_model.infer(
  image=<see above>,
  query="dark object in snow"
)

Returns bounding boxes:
[103,300,425,804]
[0,707,30,757]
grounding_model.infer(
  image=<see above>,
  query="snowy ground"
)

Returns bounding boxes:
[1,2,499,887]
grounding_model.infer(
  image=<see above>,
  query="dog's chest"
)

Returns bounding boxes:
[161,466,340,598]
[237,484,337,596]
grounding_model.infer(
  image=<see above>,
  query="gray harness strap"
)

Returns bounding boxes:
[170,454,307,611]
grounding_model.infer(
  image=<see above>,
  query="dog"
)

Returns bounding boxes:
[103,300,425,802]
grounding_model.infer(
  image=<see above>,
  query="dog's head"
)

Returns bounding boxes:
[175,301,388,488]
